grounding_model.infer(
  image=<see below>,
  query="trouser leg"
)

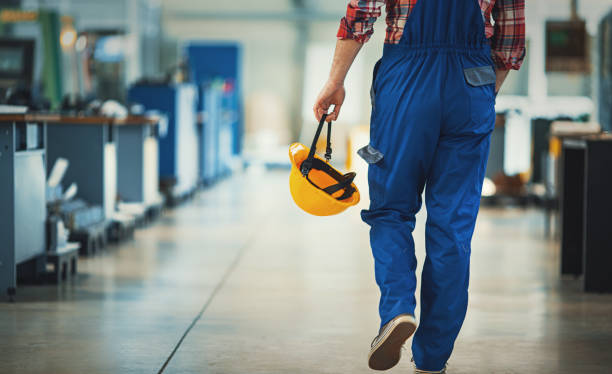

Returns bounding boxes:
[364,206,420,327]
[361,67,441,327]
[412,130,492,371]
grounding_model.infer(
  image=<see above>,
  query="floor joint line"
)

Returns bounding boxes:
[157,229,259,374]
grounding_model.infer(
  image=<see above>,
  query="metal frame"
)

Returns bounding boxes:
[0,119,47,301]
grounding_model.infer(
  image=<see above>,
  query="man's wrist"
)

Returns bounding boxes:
[327,78,344,88]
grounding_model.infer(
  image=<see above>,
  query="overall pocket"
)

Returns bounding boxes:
[358,144,384,164]
[370,58,383,112]
[463,65,496,130]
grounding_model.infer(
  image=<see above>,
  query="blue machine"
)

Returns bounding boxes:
[186,43,242,156]
[200,83,219,185]
[199,80,235,183]
[216,81,235,177]
[128,84,199,200]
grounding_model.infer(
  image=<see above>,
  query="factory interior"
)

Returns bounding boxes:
[1,0,612,373]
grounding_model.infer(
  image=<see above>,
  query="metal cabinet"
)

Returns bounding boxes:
[0,117,47,300]
[128,84,199,200]
[116,117,162,207]
[560,135,612,292]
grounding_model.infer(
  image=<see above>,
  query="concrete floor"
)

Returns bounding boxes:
[1,170,612,374]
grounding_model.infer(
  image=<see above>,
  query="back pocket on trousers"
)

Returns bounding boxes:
[464,65,496,87]
[463,65,496,128]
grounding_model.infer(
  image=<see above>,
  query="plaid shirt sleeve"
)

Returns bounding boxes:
[337,0,386,44]
[491,0,526,70]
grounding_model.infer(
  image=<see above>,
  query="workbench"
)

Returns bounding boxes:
[0,114,49,300]
[559,134,612,292]
[0,113,163,298]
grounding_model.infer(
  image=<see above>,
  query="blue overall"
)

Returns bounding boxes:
[359,0,496,371]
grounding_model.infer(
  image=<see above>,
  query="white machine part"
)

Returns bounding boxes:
[63,183,78,201]
[47,158,69,188]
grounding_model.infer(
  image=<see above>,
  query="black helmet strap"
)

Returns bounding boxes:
[301,113,331,176]
[299,113,356,201]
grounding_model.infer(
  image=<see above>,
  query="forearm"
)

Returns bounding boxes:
[328,39,363,85]
[314,1,379,121]
[490,0,526,72]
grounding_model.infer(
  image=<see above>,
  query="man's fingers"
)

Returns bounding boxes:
[314,100,330,121]
[313,105,340,121]
[316,108,326,121]
[324,104,340,122]
[330,104,342,121]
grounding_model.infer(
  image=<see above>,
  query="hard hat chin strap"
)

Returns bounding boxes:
[300,113,356,201]
[301,113,332,176]
[325,120,332,162]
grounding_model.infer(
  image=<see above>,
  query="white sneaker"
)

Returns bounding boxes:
[414,361,448,373]
[367,314,417,371]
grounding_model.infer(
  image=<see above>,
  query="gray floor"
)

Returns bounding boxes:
[2,170,612,374]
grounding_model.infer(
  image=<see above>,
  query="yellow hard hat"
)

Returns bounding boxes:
[288,114,360,216]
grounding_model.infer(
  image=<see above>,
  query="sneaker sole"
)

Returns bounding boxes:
[368,315,417,371]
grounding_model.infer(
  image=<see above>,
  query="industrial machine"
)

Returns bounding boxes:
[199,83,219,185]
[186,43,242,185]
[128,83,199,204]
[0,116,47,301]
[0,9,64,108]
[46,158,104,246]
[186,43,243,156]
[46,118,123,253]
[116,115,164,222]
[0,38,35,103]
[199,80,235,184]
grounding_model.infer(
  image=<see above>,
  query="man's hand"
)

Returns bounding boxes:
[312,39,362,122]
[313,81,345,122]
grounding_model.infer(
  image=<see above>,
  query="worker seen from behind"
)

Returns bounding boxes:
[313,0,526,372]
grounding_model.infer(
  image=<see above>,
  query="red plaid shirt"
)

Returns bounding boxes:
[337,0,526,70]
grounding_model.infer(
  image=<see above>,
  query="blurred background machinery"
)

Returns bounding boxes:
[0,0,611,301]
